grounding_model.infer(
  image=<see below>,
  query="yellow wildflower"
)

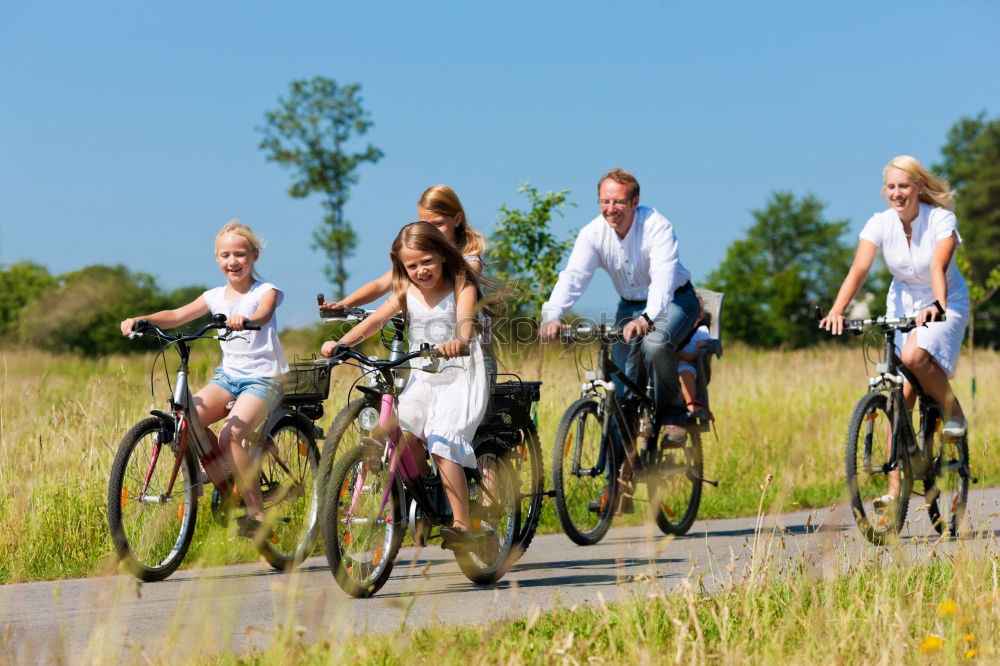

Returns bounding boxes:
[920,635,944,653]
[963,634,976,643]
[938,600,958,616]
[965,648,977,660]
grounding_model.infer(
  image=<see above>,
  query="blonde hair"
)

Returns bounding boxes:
[389,222,496,326]
[882,155,955,211]
[216,218,264,280]
[417,185,487,258]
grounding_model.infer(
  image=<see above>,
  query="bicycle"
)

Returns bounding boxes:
[318,344,529,598]
[317,303,545,558]
[829,303,976,544]
[552,320,720,545]
[107,314,322,581]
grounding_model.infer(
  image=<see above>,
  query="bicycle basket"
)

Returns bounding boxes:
[482,379,542,428]
[279,362,331,406]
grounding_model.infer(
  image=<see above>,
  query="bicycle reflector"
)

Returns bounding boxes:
[358,407,379,431]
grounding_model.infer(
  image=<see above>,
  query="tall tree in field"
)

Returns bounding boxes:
[935,111,1000,347]
[704,192,855,347]
[488,184,574,324]
[258,77,383,298]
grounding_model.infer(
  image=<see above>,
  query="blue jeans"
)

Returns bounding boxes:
[209,368,283,414]
[611,282,701,426]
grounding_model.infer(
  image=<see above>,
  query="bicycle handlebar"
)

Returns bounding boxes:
[129,313,260,342]
[321,342,469,369]
[816,301,946,334]
[558,322,627,344]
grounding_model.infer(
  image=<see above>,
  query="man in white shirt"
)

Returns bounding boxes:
[540,168,701,444]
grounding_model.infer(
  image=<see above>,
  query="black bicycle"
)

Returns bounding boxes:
[552,321,720,545]
[832,304,976,544]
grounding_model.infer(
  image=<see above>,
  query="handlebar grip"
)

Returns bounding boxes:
[244,322,261,331]
[316,293,325,306]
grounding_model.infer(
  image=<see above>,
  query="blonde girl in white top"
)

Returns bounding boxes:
[321,221,492,550]
[820,156,970,503]
[120,220,288,538]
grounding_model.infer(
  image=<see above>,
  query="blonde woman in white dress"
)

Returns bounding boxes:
[820,155,970,506]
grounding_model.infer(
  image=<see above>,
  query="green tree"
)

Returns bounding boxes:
[488,184,575,324]
[935,111,1000,347]
[17,265,205,356]
[0,262,56,335]
[704,192,856,348]
[258,77,383,298]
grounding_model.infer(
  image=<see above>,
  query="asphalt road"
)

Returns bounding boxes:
[4,488,1000,664]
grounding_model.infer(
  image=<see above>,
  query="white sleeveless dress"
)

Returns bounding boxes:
[396,289,489,469]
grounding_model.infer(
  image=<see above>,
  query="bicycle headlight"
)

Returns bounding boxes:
[358,406,380,431]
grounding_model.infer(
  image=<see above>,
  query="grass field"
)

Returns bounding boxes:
[0,339,997,584]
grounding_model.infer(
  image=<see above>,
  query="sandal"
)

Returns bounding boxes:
[685,400,714,421]
[236,515,264,539]
[614,477,635,516]
[440,526,498,559]
[872,494,895,512]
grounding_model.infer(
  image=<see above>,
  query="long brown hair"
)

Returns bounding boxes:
[389,222,497,326]
[417,185,487,258]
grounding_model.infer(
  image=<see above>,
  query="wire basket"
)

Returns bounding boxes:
[482,378,542,427]
[280,362,331,406]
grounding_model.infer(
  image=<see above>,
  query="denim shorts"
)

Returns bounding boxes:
[209,367,283,413]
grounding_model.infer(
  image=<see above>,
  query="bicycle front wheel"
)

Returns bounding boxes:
[926,426,969,538]
[107,417,198,582]
[322,442,404,598]
[456,441,521,585]
[649,429,703,536]
[845,392,913,545]
[552,398,617,546]
[255,414,321,570]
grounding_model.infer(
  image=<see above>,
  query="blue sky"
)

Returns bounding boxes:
[2,1,999,327]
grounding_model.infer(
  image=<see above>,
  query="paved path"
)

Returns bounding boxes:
[4,489,1000,663]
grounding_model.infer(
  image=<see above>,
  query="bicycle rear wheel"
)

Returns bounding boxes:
[649,429,703,536]
[455,441,521,584]
[926,425,969,537]
[107,417,198,582]
[552,398,617,546]
[255,414,321,570]
[322,442,404,598]
[845,392,913,545]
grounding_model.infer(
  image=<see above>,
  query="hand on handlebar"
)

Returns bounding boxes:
[436,338,469,358]
[121,318,140,337]
[540,321,564,342]
[622,316,650,343]
[321,340,347,359]
[914,304,945,327]
[817,310,846,336]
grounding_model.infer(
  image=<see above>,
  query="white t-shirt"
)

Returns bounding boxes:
[202,281,289,379]
[681,325,712,355]
[541,206,691,323]
[859,204,970,318]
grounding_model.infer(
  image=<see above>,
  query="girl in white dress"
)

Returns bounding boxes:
[121,220,288,538]
[820,156,970,504]
[321,221,491,549]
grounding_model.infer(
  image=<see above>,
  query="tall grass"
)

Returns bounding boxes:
[1,340,997,584]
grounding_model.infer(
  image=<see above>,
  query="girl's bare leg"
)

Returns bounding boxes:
[900,335,964,424]
[193,384,236,484]
[400,431,432,477]
[434,455,470,531]
[220,393,270,521]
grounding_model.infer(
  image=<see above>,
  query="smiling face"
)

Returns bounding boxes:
[417,205,462,243]
[884,167,922,223]
[598,179,639,238]
[215,231,258,288]
[399,245,446,293]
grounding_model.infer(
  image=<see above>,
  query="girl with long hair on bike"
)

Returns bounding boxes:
[819,156,971,507]
[321,221,493,550]
[323,185,487,308]
[120,219,288,539]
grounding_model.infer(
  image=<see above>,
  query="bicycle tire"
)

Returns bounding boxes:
[316,397,376,501]
[926,426,969,538]
[552,398,617,546]
[845,392,913,545]
[455,440,521,584]
[322,442,404,598]
[650,429,703,536]
[255,414,321,570]
[107,417,199,582]
[479,416,543,559]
